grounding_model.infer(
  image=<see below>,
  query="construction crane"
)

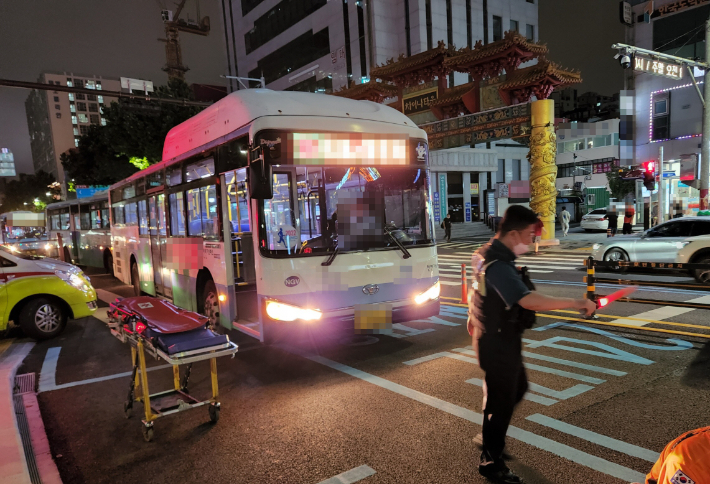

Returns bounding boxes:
[159,0,210,81]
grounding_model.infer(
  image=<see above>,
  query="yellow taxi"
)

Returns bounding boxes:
[0,245,97,339]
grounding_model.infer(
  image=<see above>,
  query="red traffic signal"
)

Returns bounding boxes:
[642,160,656,173]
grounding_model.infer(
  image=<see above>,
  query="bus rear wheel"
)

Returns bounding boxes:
[200,280,219,330]
[131,262,141,297]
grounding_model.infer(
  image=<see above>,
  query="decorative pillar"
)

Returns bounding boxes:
[527,99,557,240]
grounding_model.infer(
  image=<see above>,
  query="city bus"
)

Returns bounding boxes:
[0,211,48,253]
[46,192,113,272]
[109,89,439,343]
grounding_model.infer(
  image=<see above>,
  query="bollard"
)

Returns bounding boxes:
[461,263,467,304]
[57,233,65,262]
[586,256,596,302]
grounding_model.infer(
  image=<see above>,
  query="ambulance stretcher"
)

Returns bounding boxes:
[106,296,238,442]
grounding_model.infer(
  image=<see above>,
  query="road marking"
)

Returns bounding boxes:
[608,294,710,327]
[402,349,604,383]
[303,354,645,483]
[41,364,174,392]
[450,347,627,376]
[526,414,659,463]
[608,306,695,327]
[316,465,376,484]
[390,324,435,338]
[465,378,559,406]
[533,322,693,351]
[38,347,61,393]
[407,316,460,326]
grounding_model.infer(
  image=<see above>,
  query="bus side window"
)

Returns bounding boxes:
[138,200,149,235]
[80,205,91,230]
[125,203,138,226]
[113,206,125,225]
[186,188,202,236]
[102,208,110,228]
[169,192,186,236]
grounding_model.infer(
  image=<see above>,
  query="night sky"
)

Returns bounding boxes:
[0,0,624,177]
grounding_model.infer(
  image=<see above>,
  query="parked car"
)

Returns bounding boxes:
[580,209,624,232]
[0,245,97,339]
[591,217,710,278]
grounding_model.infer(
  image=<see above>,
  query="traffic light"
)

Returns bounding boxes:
[642,160,656,191]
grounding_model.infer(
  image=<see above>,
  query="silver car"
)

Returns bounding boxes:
[591,216,710,265]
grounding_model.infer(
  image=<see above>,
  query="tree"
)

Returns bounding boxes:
[0,171,58,213]
[61,79,203,185]
[606,169,637,201]
[61,124,138,186]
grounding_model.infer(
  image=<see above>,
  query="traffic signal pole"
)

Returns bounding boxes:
[701,17,710,211]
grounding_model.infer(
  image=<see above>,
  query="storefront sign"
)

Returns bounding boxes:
[619,1,633,25]
[470,183,479,195]
[421,103,531,150]
[654,0,710,18]
[438,174,447,219]
[433,192,441,222]
[403,87,438,116]
[634,55,684,80]
[465,202,471,222]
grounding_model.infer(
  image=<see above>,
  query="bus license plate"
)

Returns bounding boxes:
[354,303,392,334]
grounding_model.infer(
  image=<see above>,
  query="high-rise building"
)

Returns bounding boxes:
[219,0,539,223]
[25,73,122,186]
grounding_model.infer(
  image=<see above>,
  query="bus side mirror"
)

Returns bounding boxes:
[248,158,273,200]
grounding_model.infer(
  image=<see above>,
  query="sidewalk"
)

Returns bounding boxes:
[434,221,494,241]
[0,339,34,484]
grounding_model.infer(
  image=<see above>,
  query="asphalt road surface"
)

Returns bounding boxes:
[13,240,710,484]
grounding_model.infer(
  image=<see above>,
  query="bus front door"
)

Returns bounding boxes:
[149,195,170,296]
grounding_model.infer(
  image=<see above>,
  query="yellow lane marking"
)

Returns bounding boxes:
[440,299,710,339]
[550,309,710,331]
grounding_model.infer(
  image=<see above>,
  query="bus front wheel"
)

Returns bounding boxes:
[200,280,219,330]
[131,262,141,297]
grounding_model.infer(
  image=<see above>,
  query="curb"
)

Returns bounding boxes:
[22,392,62,484]
[0,341,34,484]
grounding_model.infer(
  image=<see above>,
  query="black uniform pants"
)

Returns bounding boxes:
[477,334,528,470]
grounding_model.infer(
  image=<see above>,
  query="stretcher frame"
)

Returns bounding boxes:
[108,312,238,442]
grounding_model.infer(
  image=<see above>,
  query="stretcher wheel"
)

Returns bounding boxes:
[123,401,133,419]
[142,425,154,442]
[209,403,220,423]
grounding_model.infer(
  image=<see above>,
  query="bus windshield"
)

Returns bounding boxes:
[259,165,431,257]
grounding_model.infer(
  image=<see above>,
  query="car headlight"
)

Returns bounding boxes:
[414,281,440,305]
[265,300,322,322]
[55,270,90,291]
[593,243,602,250]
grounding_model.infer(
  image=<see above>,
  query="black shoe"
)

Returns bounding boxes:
[478,466,524,484]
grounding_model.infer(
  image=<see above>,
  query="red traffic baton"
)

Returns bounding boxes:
[596,285,639,309]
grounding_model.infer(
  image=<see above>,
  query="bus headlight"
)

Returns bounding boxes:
[414,281,440,304]
[265,300,322,322]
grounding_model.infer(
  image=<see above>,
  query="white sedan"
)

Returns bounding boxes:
[580,209,624,231]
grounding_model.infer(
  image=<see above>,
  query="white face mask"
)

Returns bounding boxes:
[513,242,529,256]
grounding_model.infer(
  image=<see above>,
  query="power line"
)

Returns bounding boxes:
[0,78,211,107]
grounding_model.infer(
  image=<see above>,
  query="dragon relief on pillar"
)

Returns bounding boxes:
[527,129,557,219]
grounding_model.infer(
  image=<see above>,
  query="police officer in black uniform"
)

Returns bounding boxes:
[467,205,596,484]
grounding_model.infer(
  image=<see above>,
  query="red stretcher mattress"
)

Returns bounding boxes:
[114,296,209,334]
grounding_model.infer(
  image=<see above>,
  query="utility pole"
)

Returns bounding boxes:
[701,17,710,210]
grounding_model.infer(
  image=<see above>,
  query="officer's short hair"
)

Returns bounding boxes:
[499,205,539,236]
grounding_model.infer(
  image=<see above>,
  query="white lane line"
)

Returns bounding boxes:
[450,347,627,376]
[391,323,436,338]
[465,378,558,406]
[38,347,61,393]
[41,364,174,392]
[303,354,645,483]
[526,414,659,463]
[608,306,695,327]
[315,465,376,484]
